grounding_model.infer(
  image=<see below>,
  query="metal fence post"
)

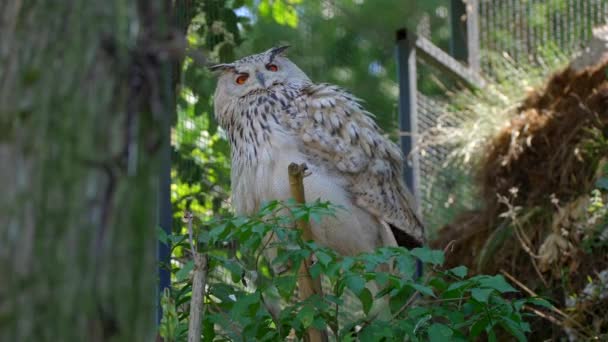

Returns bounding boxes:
[450,0,480,71]
[396,29,424,279]
[395,28,421,213]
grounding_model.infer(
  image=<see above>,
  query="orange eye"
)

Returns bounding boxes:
[235,74,249,85]
[266,64,278,72]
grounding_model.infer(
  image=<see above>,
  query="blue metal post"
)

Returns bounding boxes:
[395,28,421,209]
[396,28,423,278]
[450,0,480,71]
[157,73,173,324]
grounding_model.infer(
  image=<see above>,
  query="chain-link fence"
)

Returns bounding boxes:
[479,0,608,68]
[416,92,478,232]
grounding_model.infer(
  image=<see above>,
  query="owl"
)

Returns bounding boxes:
[211,46,425,257]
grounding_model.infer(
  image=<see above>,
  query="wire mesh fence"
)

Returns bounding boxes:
[479,0,608,70]
[415,92,477,232]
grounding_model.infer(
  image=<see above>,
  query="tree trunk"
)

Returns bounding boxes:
[0,0,181,340]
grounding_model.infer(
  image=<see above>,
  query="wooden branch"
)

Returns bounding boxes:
[184,212,209,342]
[287,163,328,342]
[188,253,208,342]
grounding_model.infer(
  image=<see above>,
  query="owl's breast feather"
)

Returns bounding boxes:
[230,130,383,255]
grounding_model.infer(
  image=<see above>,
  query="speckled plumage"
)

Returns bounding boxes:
[211,46,425,254]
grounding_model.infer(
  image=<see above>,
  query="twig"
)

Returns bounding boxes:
[500,269,537,298]
[498,194,548,287]
[392,290,420,319]
[523,305,567,330]
[183,211,209,342]
[287,163,328,342]
[390,244,459,320]
[185,212,196,256]
[500,269,592,339]
[443,240,457,254]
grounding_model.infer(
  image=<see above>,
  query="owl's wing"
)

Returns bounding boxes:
[285,83,425,247]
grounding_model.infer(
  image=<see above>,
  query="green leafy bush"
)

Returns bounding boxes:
[159,200,548,341]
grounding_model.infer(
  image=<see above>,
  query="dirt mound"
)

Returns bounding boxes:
[432,60,608,339]
[482,63,608,210]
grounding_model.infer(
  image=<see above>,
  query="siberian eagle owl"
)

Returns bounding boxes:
[211,46,425,256]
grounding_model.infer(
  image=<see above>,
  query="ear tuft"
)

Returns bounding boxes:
[268,45,290,60]
[208,63,236,73]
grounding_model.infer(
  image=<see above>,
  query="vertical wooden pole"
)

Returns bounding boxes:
[287,163,328,342]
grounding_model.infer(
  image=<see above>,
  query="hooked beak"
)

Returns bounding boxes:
[255,72,266,87]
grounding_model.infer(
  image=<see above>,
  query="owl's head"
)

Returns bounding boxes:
[210,46,310,112]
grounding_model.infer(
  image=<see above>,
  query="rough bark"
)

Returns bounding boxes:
[0,0,183,340]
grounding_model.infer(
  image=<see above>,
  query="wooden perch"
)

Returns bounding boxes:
[184,212,209,342]
[287,163,328,342]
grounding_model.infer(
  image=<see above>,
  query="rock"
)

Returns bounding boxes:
[570,25,608,71]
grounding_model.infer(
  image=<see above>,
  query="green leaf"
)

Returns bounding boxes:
[429,276,448,292]
[448,266,468,278]
[309,211,322,223]
[407,307,429,318]
[359,288,373,315]
[175,260,194,282]
[344,274,366,295]
[375,272,389,287]
[202,317,216,341]
[470,317,490,338]
[358,322,394,341]
[445,280,473,298]
[427,323,453,342]
[528,297,554,309]
[231,293,260,321]
[224,260,243,283]
[341,257,355,271]
[499,318,527,342]
[410,283,436,298]
[471,288,494,303]
[296,304,315,328]
[311,316,327,331]
[309,262,323,279]
[252,222,268,234]
[487,327,497,342]
[513,299,527,311]
[315,250,332,266]
[389,287,410,314]
[478,275,518,293]
[411,247,445,266]
[157,226,169,245]
[395,253,416,277]
[209,223,229,240]
[274,275,296,299]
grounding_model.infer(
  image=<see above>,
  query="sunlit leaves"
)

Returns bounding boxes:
[258,0,299,28]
